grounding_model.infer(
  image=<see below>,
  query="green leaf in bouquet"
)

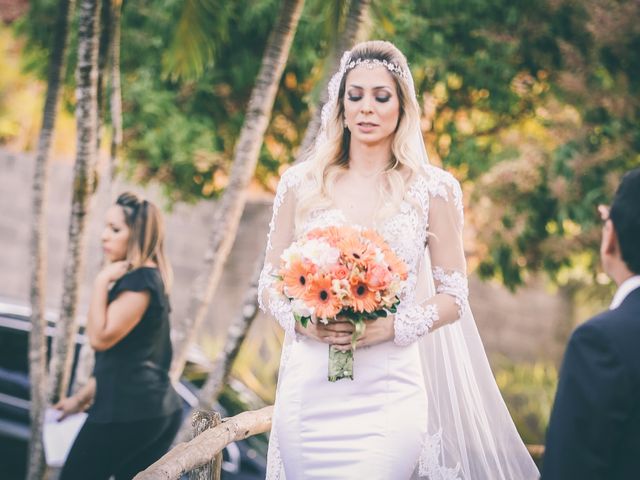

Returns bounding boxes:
[294,312,310,328]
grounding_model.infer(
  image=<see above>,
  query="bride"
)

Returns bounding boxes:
[258,40,539,479]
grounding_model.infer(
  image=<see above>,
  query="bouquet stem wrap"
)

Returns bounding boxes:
[328,319,366,382]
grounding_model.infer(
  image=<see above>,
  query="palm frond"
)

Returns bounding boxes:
[162,0,233,81]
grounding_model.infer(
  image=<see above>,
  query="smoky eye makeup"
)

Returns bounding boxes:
[346,88,363,101]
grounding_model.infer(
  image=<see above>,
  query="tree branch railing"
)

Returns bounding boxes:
[134,404,545,479]
[133,406,273,480]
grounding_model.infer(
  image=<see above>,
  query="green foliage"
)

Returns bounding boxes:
[494,358,558,445]
[162,0,233,81]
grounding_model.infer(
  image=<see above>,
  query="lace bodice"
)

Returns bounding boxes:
[258,162,469,345]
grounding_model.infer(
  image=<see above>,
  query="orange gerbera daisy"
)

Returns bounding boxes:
[385,251,408,280]
[307,226,343,247]
[350,281,379,313]
[282,259,314,298]
[361,228,387,248]
[339,234,369,266]
[304,274,342,319]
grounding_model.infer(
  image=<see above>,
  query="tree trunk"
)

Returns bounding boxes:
[173,260,262,444]
[169,0,305,381]
[197,262,261,407]
[297,0,371,158]
[108,0,123,188]
[26,0,76,478]
[48,0,102,406]
[96,0,111,154]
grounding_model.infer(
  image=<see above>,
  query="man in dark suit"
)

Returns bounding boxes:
[543,167,640,479]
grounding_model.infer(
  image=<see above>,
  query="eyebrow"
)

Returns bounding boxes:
[347,84,393,91]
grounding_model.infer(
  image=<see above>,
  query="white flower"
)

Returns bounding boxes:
[291,298,315,318]
[280,243,302,269]
[332,279,350,299]
[300,239,340,267]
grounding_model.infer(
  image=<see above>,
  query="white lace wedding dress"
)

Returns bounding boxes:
[257,42,543,478]
[258,160,478,479]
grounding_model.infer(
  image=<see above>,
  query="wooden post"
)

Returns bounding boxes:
[211,412,223,480]
[189,410,221,480]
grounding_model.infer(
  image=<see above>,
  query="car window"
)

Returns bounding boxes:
[0,323,53,374]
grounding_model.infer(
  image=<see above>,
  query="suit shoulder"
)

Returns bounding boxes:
[571,310,616,343]
[570,307,640,370]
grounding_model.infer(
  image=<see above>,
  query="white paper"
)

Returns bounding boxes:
[43,407,88,467]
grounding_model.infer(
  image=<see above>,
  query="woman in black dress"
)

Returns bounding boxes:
[54,192,182,479]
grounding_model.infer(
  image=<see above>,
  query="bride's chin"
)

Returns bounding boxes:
[351,134,391,148]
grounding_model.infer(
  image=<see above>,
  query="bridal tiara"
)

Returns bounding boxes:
[344,57,409,80]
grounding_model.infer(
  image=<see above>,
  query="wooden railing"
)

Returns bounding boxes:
[134,405,545,479]
[133,406,273,480]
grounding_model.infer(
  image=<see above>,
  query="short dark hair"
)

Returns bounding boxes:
[609,168,640,274]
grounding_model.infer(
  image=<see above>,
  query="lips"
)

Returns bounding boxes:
[357,122,379,133]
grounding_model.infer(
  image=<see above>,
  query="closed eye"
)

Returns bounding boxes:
[347,95,362,102]
[376,96,391,103]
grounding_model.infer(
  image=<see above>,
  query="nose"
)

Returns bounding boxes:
[101,228,109,242]
[360,94,373,114]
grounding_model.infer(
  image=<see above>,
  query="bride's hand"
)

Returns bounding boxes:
[295,316,354,346]
[332,315,395,351]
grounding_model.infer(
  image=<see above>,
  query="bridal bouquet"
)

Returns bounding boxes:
[274,225,408,381]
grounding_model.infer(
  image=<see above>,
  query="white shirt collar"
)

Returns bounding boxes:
[610,275,640,310]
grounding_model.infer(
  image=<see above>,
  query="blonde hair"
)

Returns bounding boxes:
[296,40,425,232]
[115,192,173,291]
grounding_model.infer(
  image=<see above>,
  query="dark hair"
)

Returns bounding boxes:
[609,168,640,274]
[115,192,173,290]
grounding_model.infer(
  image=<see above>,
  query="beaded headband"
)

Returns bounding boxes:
[344,57,409,80]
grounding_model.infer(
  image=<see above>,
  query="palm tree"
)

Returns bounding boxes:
[95,0,111,153]
[47,0,102,409]
[170,0,306,381]
[108,0,123,187]
[27,0,76,477]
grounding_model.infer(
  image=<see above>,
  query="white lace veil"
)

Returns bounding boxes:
[313,48,540,480]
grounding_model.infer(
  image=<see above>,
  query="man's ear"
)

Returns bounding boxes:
[602,220,619,256]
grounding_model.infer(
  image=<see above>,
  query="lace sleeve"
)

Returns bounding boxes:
[394,170,469,346]
[257,166,302,338]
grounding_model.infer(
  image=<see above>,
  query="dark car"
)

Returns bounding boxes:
[0,300,266,479]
